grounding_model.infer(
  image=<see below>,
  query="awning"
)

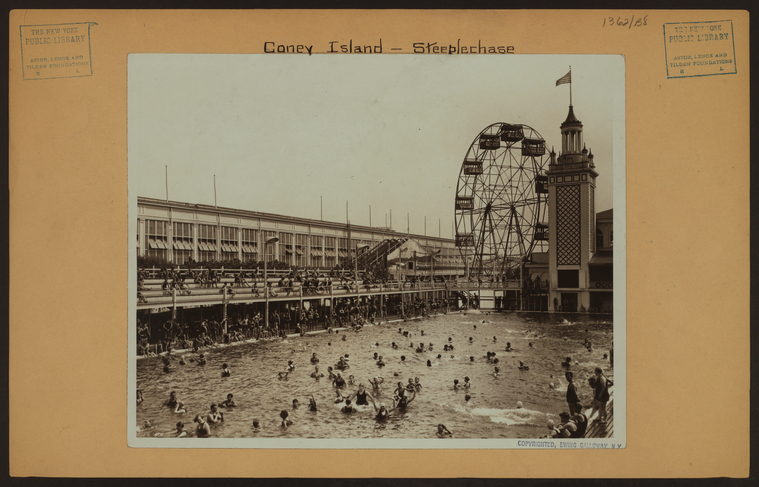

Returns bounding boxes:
[148,238,158,249]
[205,244,217,252]
[295,249,303,255]
[311,249,323,256]
[184,241,193,250]
[173,241,183,250]
[285,248,293,254]
[338,250,347,258]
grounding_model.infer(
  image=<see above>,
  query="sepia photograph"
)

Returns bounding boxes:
[128,53,625,448]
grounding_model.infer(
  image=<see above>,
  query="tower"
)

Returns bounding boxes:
[546,105,598,312]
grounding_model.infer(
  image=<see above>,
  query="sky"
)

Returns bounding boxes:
[128,54,623,238]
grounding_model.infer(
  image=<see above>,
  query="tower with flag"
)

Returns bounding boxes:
[546,67,599,313]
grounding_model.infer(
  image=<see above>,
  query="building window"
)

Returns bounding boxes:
[261,230,277,263]
[324,236,336,267]
[557,269,579,288]
[241,228,258,263]
[146,219,169,260]
[221,226,239,261]
[311,235,323,267]
[197,224,217,262]
[173,222,193,265]
[294,234,307,267]
[337,238,349,265]
[596,228,604,250]
[279,232,293,264]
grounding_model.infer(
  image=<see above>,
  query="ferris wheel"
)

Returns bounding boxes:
[454,123,550,279]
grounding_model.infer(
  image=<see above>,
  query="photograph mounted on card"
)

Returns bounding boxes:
[128,53,626,449]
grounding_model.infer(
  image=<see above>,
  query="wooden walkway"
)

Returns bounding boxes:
[584,395,614,438]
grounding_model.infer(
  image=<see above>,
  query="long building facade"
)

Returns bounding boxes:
[136,197,464,273]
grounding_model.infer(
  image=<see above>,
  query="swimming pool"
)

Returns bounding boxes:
[135,311,613,440]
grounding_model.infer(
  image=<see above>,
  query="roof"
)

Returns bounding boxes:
[561,105,582,126]
[596,208,613,220]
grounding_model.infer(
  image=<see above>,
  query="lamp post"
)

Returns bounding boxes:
[264,236,279,328]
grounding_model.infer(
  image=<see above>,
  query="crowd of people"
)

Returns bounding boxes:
[138,314,614,440]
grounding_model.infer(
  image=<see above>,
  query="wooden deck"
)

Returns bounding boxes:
[584,395,614,438]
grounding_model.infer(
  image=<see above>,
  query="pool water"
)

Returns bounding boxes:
[136,311,613,439]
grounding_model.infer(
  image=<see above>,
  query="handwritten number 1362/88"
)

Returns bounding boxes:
[603,15,647,28]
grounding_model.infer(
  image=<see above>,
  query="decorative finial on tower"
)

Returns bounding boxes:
[582,144,588,154]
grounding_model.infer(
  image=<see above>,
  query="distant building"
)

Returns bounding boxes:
[136,197,464,275]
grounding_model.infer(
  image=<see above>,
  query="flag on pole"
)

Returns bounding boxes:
[556,70,571,86]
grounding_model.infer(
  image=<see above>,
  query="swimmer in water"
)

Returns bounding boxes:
[311,366,324,378]
[401,355,406,362]
[391,342,398,349]
[136,389,144,405]
[528,342,533,348]
[333,371,346,388]
[470,356,475,362]
[369,376,384,393]
[286,360,296,372]
[473,324,477,330]
[194,415,211,437]
[348,383,373,406]
[348,374,355,385]
[414,377,422,391]
[207,404,224,424]
[437,354,442,359]
[370,398,391,422]
[518,361,530,371]
[308,395,318,412]
[280,410,293,428]
[197,353,206,366]
[310,353,319,364]
[464,393,472,403]
[469,337,473,343]
[406,378,415,391]
[394,388,416,410]
[278,371,289,380]
[373,352,379,360]
[561,357,572,369]
[342,335,347,341]
[516,401,524,409]
[376,356,385,367]
[453,379,461,390]
[163,391,186,414]
[252,418,261,430]
[178,356,186,365]
[292,398,300,409]
[334,390,345,404]
[421,330,425,336]
[426,360,432,367]
[463,376,471,388]
[220,393,237,408]
[175,421,188,437]
[437,424,453,437]
[505,342,513,352]
[493,366,500,377]
[341,399,356,413]
[221,363,231,377]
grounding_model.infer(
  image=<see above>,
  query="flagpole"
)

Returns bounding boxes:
[569,66,572,106]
